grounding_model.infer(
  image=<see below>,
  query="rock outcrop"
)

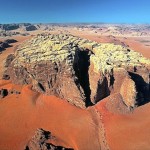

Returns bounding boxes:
[4,39,17,44]
[89,43,150,108]
[3,34,150,109]
[0,41,10,52]
[25,128,73,150]
[0,89,8,99]
[0,39,17,52]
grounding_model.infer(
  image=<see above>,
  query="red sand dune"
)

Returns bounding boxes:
[95,96,150,150]
[0,82,101,150]
[0,81,150,150]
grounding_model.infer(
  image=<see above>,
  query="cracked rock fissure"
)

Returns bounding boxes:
[73,48,93,106]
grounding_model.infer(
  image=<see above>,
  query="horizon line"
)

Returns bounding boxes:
[1,22,150,25]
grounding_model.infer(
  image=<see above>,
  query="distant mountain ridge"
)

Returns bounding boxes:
[0,23,150,37]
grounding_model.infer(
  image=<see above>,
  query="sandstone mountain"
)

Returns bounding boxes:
[3,34,150,109]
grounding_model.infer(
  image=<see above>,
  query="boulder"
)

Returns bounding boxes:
[0,89,8,99]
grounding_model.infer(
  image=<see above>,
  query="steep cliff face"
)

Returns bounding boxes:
[4,34,89,108]
[89,43,150,108]
[3,34,150,109]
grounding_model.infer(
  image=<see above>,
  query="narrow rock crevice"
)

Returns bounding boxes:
[109,73,115,88]
[94,77,110,104]
[73,48,93,107]
[37,82,46,93]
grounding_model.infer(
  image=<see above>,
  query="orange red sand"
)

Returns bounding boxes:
[0,81,150,150]
[0,83,100,150]
[96,98,150,150]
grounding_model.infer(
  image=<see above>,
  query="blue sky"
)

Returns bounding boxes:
[0,0,150,23]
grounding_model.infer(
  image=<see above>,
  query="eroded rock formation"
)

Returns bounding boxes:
[3,34,150,109]
[25,128,73,150]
